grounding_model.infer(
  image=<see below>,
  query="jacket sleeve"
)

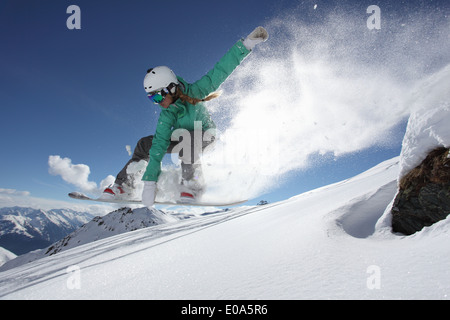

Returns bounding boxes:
[187,40,251,99]
[142,110,176,181]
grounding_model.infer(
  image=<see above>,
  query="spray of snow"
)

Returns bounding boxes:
[200,9,450,202]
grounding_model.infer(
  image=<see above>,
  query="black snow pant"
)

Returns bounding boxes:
[115,131,214,187]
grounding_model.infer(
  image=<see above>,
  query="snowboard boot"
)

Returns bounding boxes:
[180,190,196,203]
[101,183,128,199]
[179,180,204,203]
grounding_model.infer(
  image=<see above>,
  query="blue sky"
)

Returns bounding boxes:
[0,0,447,208]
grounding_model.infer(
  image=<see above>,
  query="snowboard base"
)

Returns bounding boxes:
[68,192,246,207]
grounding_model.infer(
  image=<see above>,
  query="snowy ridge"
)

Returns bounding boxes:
[0,247,16,267]
[0,206,177,271]
[2,156,449,299]
[44,207,177,256]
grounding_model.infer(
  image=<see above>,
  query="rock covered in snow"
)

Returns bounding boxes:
[390,65,450,235]
[392,147,450,235]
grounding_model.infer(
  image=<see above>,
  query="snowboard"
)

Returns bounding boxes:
[68,192,247,207]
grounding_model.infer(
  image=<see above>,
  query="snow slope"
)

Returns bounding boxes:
[1,156,449,299]
[0,247,16,267]
[0,206,178,271]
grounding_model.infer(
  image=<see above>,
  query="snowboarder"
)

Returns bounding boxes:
[102,27,269,207]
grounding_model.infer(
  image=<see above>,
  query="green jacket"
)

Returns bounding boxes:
[142,40,251,182]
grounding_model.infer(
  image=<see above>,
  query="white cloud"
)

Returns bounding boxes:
[126,145,132,156]
[48,155,114,196]
[0,188,30,196]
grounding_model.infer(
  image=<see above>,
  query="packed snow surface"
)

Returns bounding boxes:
[1,157,449,299]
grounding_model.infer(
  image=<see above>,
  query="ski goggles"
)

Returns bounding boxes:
[147,87,169,104]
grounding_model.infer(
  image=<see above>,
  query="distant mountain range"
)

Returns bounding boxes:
[0,207,94,255]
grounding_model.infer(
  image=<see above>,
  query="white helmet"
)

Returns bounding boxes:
[143,66,179,94]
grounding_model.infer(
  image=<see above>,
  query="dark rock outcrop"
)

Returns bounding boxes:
[391,147,450,235]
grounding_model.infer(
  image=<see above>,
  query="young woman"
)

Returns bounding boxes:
[102,27,268,207]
